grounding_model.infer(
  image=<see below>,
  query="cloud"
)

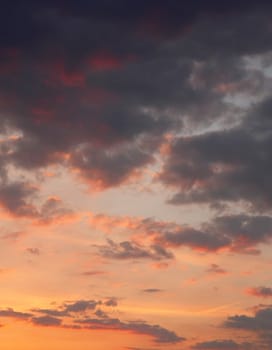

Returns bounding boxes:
[0,308,32,319]
[1,231,26,242]
[1,0,272,202]
[76,317,184,344]
[141,289,163,293]
[224,306,272,331]
[96,239,174,261]
[192,339,254,350]
[246,287,272,298]
[31,308,68,318]
[159,97,272,212]
[0,181,39,218]
[26,247,40,255]
[104,298,118,307]
[156,214,272,253]
[70,139,156,190]
[90,212,272,254]
[2,300,184,344]
[206,264,228,275]
[0,176,73,223]
[223,305,272,348]
[81,270,107,276]
[63,300,101,313]
[94,309,109,319]
[31,316,62,327]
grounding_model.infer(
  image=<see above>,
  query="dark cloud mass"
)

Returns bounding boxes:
[0,0,272,205]
[1,2,272,349]
[159,99,272,211]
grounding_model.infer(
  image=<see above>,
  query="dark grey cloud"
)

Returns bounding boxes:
[160,214,272,253]
[70,138,156,189]
[157,227,231,252]
[97,239,174,261]
[0,179,72,221]
[10,298,184,344]
[31,299,102,318]
[31,315,62,327]
[31,308,68,317]
[224,306,272,331]
[94,309,109,319]
[76,317,184,344]
[223,306,272,349]
[0,181,38,218]
[192,339,254,350]
[105,213,272,254]
[63,300,101,313]
[0,0,272,202]
[159,96,272,212]
[92,213,272,254]
[0,308,32,319]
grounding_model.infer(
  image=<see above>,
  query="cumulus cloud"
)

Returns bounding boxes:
[224,306,272,331]
[0,175,73,223]
[0,0,272,204]
[223,305,272,348]
[159,97,272,212]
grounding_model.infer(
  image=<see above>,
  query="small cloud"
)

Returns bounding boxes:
[63,300,101,313]
[81,270,106,276]
[141,289,163,293]
[246,286,272,298]
[206,264,228,275]
[26,247,40,255]
[104,298,118,307]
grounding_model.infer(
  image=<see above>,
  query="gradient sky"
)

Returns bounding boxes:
[1,1,272,349]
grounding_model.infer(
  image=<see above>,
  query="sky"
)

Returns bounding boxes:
[1,1,272,349]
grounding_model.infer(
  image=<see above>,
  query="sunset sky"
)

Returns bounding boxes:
[1,1,272,349]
